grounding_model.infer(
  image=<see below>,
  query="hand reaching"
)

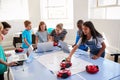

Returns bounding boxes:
[66,56,71,62]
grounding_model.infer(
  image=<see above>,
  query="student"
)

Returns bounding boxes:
[22,20,32,48]
[0,22,16,80]
[1,22,11,36]
[50,23,67,42]
[1,22,12,57]
[35,21,49,44]
[72,20,88,51]
[67,21,106,60]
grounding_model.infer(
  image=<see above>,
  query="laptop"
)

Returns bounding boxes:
[7,53,28,66]
[59,40,70,53]
[36,42,54,53]
[7,45,34,66]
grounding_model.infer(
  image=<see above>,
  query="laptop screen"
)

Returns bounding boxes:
[59,41,70,53]
[36,42,54,53]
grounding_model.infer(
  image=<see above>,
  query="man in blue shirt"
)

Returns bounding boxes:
[73,20,88,51]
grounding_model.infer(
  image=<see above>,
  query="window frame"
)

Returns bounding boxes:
[0,0,29,20]
[89,0,120,19]
[40,0,74,29]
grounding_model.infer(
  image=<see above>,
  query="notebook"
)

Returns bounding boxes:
[7,49,28,62]
[7,47,34,66]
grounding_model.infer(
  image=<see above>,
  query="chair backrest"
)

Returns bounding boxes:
[47,28,54,34]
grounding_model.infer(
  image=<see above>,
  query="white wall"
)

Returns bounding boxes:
[73,0,88,25]
[28,0,40,27]
[1,0,89,47]
[1,0,41,47]
[91,20,120,52]
[65,0,88,44]
[64,0,120,52]
[72,0,120,52]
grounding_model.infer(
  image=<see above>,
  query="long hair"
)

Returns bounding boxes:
[81,21,102,44]
[38,21,47,31]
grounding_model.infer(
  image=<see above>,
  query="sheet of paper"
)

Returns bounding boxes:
[36,51,92,75]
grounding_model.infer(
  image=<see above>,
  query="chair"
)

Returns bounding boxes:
[13,34,35,48]
[111,53,120,62]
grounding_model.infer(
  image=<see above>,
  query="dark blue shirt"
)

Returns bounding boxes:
[75,30,88,51]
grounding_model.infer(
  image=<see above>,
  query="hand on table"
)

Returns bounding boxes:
[92,55,100,60]
[7,62,17,67]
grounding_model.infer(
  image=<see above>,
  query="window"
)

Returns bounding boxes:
[89,0,120,19]
[0,0,29,20]
[40,0,73,29]
[98,0,117,6]
[106,7,120,19]
[118,0,120,5]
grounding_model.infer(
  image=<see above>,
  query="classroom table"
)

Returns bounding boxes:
[110,76,120,80]
[74,50,120,80]
[8,49,120,80]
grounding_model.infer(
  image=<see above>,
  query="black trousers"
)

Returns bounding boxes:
[0,74,4,80]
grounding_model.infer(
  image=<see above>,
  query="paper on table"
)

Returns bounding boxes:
[36,51,92,75]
